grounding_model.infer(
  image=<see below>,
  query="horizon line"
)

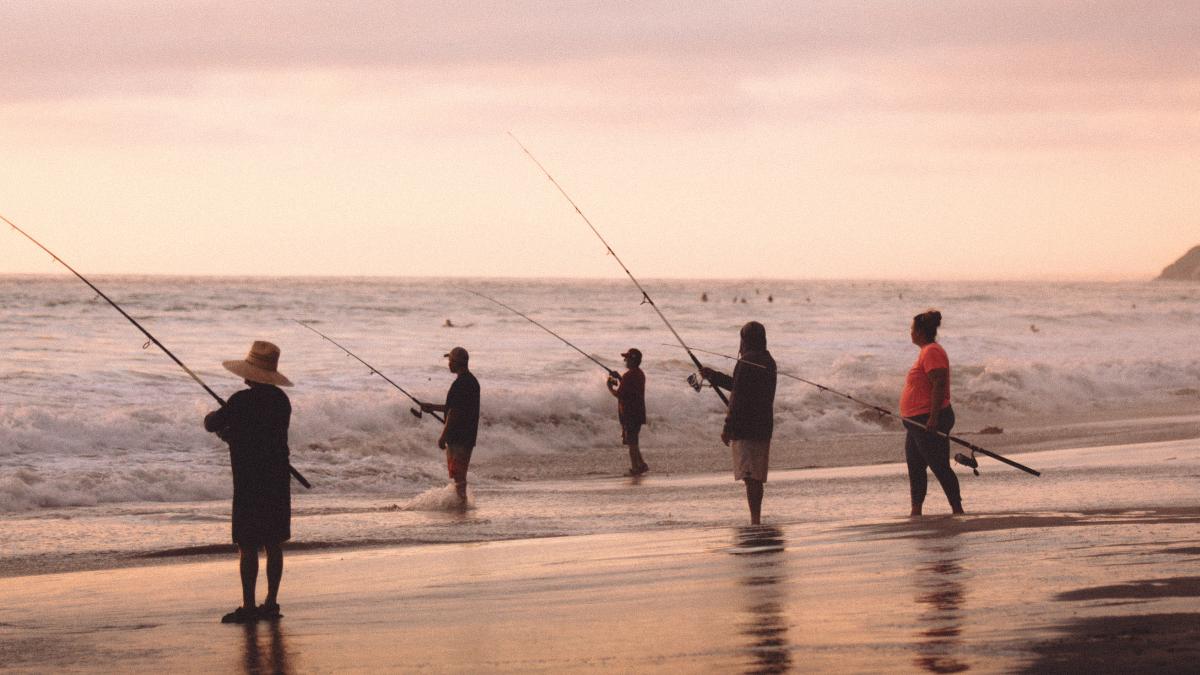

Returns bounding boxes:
[0,271,1165,284]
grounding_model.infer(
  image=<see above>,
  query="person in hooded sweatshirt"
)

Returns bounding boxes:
[701,322,777,524]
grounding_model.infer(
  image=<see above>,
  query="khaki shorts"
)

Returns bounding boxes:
[731,438,770,482]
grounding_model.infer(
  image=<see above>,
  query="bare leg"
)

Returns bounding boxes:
[628,442,647,473]
[264,543,283,606]
[745,478,764,525]
[239,545,258,610]
[447,448,471,505]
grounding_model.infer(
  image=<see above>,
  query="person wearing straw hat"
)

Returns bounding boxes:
[606,348,649,476]
[421,346,480,506]
[204,340,294,624]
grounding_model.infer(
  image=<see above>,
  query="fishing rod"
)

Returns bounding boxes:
[4,213,312,488]
[509,133,729,407]
[666,344,1041,477]
[293,320,443,423]
[463,288,620,379]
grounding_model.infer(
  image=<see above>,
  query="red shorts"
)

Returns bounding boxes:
[446,444,473,483]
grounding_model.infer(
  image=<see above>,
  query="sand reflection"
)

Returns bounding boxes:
[732,525,791,674]
[240,620,292,674]
[911,531,970,673]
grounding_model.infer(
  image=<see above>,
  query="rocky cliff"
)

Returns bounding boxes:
[1158,245,1200,281]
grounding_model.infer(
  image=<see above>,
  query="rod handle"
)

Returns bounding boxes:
[288,465,312,489]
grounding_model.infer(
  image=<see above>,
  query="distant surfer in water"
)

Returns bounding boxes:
[901,310,964,516]
[421,346,480,505]
[607,348,648,476]
[204,341,294,624]
[701,322,777,525]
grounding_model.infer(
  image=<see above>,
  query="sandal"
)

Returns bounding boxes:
[220,606,258,624]
[257,602,283,620]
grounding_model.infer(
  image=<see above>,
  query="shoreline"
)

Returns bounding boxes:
[2,435,1197,671]
[2,413,1197,580]
[474,401,1200,482]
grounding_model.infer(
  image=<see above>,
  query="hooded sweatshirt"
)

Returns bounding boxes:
[707,322,777,441]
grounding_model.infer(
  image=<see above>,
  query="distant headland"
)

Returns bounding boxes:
[1158,245,1200,281]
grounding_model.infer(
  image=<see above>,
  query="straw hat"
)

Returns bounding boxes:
[223,341,293,387]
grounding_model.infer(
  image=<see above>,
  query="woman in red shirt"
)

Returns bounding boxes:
[899,310,963,516]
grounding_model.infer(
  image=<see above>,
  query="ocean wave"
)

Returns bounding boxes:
[5,272,1200,515]
[3,353,1197,513]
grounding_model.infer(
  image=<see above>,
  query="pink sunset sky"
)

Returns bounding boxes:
[2,1,1197,279]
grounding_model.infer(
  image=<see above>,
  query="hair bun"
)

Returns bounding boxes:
[926,309,942,327]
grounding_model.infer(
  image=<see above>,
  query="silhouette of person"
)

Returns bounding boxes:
[701,322,777,524]
[900,310,963,516]
[607,348,648,476]
[421,346,480,505]
[205,341,294,624]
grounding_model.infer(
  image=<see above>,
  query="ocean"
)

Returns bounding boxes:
[2,275,1198,574]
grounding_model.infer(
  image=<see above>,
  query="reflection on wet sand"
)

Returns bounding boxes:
[732,525,791,674]
[240,620,292,675]
[911,531,970,673]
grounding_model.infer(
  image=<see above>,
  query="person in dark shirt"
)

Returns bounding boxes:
[421,346,480,505]
[203,341,294,624]
[607,348,648,476]
[701,322,777,524]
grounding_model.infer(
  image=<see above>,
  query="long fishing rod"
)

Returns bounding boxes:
[463,288,619,378]
[293,320,443,423]
[5,213,312,488]
[509,133,729,407]
[666,344,1041,477]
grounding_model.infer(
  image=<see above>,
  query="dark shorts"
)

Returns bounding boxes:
[231,469,291,546]
[621,423,642,446]
[232,497,291,547]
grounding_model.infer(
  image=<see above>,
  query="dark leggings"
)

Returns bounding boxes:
[904,408,961,510]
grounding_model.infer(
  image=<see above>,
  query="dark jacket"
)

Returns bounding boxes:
[444,371,481,448]
[204,383,292,545]
[709,349,777,441]
[616,367,646,427]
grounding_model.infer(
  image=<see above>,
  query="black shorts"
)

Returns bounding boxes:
[621,423,642,446]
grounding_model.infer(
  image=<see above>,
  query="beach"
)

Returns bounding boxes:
[2,437,1197,673]
[3,276,1199,671]
[3,0,1197,669]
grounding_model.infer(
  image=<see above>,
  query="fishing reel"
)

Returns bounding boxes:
[410,407,424,419]
[687,372,705,392]
[954,452,980,476]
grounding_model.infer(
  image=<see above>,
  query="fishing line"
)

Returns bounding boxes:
[509,133,729,406]
[665,343,1041,477]
[5,212,312,488]
[293,320,443,423]
[462,288,619,378]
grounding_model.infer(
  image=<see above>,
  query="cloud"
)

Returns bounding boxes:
[2,2,1196,94]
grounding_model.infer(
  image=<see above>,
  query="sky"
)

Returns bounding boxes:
[2,1,1197,280]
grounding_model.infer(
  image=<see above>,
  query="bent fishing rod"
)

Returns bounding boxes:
[509,133,728,407]
[666,344,1041,477]
[463,288,620,379]
[4,213,312,488]
[293,320,444,423]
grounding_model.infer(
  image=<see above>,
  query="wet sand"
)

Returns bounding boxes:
[2,438,1198,673]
